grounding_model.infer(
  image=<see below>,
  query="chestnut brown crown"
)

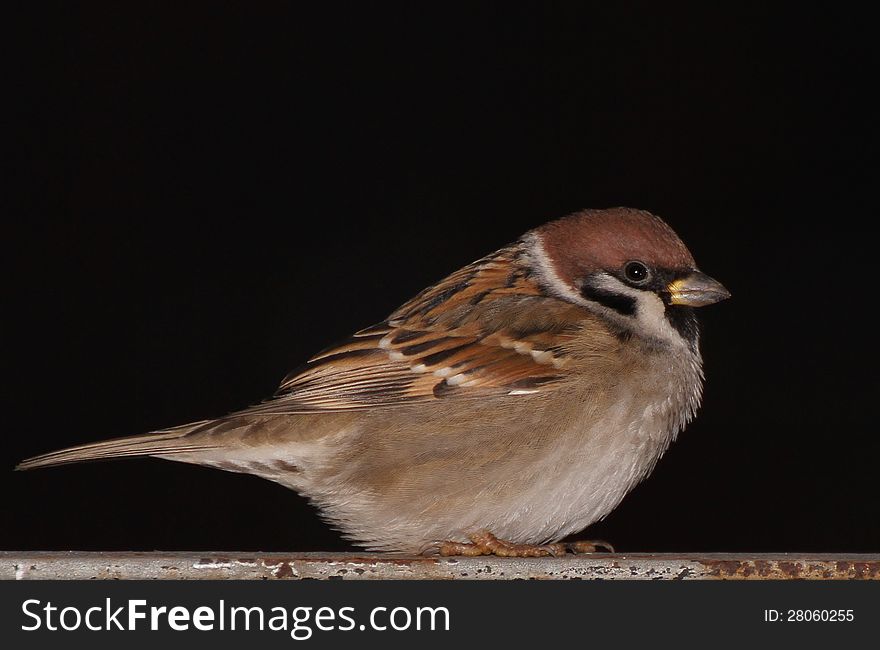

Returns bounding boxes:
[535,207,697,286]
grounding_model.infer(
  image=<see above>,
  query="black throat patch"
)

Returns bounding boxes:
[665,305,699,347]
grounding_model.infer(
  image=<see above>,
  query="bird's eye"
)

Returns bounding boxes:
[623,261,651,284]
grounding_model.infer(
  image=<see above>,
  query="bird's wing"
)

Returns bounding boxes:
[246,246,595,414]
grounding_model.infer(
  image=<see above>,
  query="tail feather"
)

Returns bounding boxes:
[15,420,220,471]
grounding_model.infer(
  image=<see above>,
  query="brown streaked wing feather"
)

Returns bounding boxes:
[247,244,588,414]
[388,244,542,329]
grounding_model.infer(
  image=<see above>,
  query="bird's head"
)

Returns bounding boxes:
[526,207,730,348]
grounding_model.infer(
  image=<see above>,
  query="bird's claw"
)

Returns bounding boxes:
[423,530,612,558]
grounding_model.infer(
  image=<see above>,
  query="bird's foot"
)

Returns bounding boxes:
[564,539,615,553]
[424,531,615,557]
[431,531,566,557]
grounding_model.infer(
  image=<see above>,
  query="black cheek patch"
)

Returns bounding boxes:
[580,285,637,316]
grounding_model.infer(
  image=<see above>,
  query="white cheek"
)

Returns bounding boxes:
[635,292,676,339]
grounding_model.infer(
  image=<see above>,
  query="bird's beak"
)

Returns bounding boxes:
[667,271,731,307]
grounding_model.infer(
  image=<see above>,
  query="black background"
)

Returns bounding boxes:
[6,4,878,552]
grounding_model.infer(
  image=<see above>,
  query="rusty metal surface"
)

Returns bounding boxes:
[3,552,880,580]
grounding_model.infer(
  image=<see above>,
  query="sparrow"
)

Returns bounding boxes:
[17,208,730,556]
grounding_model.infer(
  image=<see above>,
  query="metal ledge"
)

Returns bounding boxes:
[3,552,880,580]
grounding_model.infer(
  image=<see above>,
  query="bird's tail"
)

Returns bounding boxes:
[15,420,221,471]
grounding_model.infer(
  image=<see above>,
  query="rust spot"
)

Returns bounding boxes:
[754,560,771,577]
[851,563,878,579]
[273,562,294,579]
[703,560,745,577]
[697,558,880,580]
[809,564,830,579]
[778,562,802,578]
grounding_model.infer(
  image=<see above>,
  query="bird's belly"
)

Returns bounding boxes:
[454,397,676,545]
[278,388,682,552]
